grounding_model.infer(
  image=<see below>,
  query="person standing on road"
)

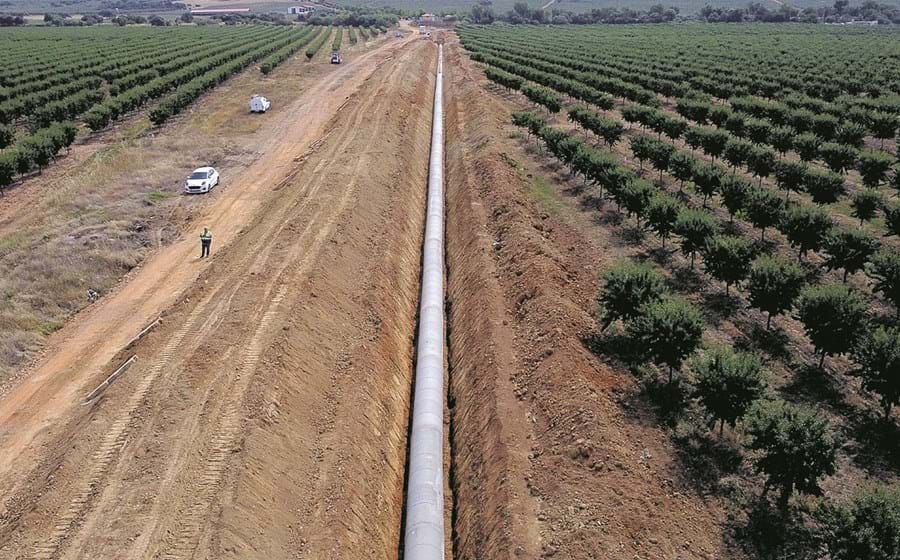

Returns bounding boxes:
[200,227,212,258]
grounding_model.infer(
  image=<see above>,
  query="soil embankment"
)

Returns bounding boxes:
[0,37,432,560]
[442,37,731,558]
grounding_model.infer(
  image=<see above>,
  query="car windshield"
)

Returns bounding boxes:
[189,171,208,180]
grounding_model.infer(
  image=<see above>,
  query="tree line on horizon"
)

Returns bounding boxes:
[467,0,900,25]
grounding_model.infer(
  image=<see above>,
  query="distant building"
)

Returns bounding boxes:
[288,5,316,15]
[419,13,440,24]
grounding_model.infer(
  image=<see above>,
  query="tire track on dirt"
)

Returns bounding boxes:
[22,50,396,558]
[28,148,330,560]
[147,42,428,560]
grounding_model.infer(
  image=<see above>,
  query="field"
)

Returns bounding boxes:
[0,25,342,192]
[0,18,899,560]
[461,22,900,556]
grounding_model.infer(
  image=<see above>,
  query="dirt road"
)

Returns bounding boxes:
[0,34,434,559]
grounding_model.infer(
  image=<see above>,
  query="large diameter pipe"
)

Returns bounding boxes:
[404,44,446,560]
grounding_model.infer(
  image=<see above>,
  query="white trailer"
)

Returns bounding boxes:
[249,95,271,113]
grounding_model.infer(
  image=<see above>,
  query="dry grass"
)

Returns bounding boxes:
[0,50,323,383]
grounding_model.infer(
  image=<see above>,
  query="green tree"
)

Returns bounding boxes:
[0,123,12,150]
[820,142,858,174]
[630,134,654,172]
[836,122,868,148]
[748,256,806,329]
[886,203,900,238]
[674,208,717,269]
[598,260,666,331]
[621,178,655,225]
[851,326,900,419]
[892,165,900,198]
[816,486,900,560]
[702,234,754,295]
[774,160,808,201]
[869,111,899,149]
[0,150,16,194]
[692,346,766,433]
[521,84,561,114]
[823,228,879,282]
[805,168,846,204]
[723,137,753,172]
[668,151,696,191]
[646,193,681,248]
[851,189,883,226]
[696,126,729,160]
[745,186,785,241]
[745,400,838,509]
[781,204,832,261]
[794,132,821,162]
[797,283,868,367]
[866,249,900,319]
[747,145,777,186]
[769,125,794,155]
[720,174,750,223]
[511,111,546,142]
[857,149,896,188]
[692,162,723,206]
[661,116,688,144]
[628,297,704,383]
[648,139,675,182]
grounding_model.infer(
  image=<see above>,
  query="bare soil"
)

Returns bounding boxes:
[0,27,796,560]
[0,32,429,560]
[442,37,732,559]
[0,30,389,387]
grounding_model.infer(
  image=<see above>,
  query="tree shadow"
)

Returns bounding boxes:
[781,363,852,415]
[745,321,792,361]
[699,291,742,327]
[579,193,605,211]
[750,236,779,256]
[847,412,900,475]
[582,330,642,366]
[592,207,623,227]
[733,497,818,560]
[619,223,647,245]
[672,423,745,493]
[669,263,705,294]
[643,245,675,268]
[720,219,742,236]
[633,374,692,428]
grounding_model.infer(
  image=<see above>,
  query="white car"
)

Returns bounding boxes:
[249,95,270,113]
[184,167,219,194]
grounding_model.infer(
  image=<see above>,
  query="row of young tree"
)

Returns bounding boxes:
[468,34,899,164]
[95,28,299,128]
[514,112,900,417]
[513,112,900,556]
[621,103,898,198]
[148,28,311,125]
[303,26,333,61]
[677,95,898,154]
[599,259,898,554]
[0,122,78,194]
[466,0,900,25]
[260,25,321,73]
[460,28,899,125]
[493,56,900,231]
[0,27,308,193]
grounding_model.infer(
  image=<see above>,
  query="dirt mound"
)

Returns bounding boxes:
[443,38,731,559]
